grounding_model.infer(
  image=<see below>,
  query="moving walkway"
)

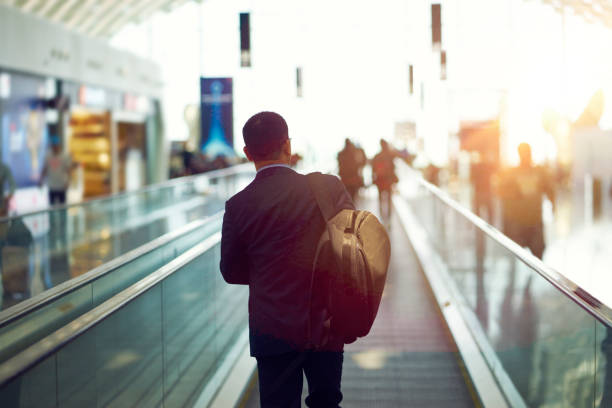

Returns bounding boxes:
[1,163,610,407]
[0,165,255,365]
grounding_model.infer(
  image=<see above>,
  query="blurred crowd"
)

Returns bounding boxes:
[335,138,572,260]
[470,142,556,260]
[336,138,414,226]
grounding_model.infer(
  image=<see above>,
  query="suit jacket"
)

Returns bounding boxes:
[220,166,354,357]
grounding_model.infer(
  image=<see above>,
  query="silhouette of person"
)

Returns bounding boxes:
[371,139,398,224]
[40,135,77,205]
[0,162,16,217]
[220,112,353,407]
[471,151,497,223]
[337,139,365,201]
[496,143,555,259]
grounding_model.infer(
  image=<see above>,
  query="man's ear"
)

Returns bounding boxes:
[282,138,291,157]
[243,146,254,162]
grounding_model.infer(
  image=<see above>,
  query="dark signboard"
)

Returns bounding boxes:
[200,77,235,158]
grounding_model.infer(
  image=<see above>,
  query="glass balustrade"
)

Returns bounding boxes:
[0,237,248,408]
[400,172,612,408]
[0,216,223,365]
[0,165,255,310]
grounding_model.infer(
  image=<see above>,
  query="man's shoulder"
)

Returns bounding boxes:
[226,184,251,209]
[308,172,343,188]
[226,169,303,203]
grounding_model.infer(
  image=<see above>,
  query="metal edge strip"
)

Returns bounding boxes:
[0,163,253,222]
[399,164,612,327]
[0,232,222,386]
[0,211,223,327]
[393,195,513,408]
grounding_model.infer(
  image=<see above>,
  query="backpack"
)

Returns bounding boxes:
[307,173,391,344]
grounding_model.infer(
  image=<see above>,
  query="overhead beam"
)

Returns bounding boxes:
[64,0,98,29]
[78,0,122,34]
[20,0,41,13]
[99,0,173,38]
[36,0,61,18]
[87,0,146,37]
[48,0,80,23]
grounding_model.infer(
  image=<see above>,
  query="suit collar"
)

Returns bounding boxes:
[257,163,292,173]
[255,165,296,179]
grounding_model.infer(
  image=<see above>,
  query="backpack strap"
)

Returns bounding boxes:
[306,172,338,222]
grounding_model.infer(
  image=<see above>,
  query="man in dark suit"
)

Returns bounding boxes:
[220,111,354,407]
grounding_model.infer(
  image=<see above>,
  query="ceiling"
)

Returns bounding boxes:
[1,0,610,40]
[0,0,199,38]
[537,0,612,26]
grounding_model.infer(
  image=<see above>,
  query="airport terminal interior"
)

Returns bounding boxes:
[1,0,612,407]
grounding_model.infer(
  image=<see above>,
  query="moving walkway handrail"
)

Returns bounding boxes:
[401,163,612,327]
[0,211,223,327]
[0,163,253,222]
[0,231,222,386]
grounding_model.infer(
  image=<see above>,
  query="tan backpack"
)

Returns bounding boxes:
[307,173,391,344]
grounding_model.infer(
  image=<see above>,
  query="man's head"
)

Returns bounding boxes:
[380,139,389,151]
[518,142,532,167]
[242,111,290,164]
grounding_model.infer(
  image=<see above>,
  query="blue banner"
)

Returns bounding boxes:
[200,77,235,158]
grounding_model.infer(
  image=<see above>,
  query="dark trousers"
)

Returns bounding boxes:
[49,190,66,205]
[256,351,343,408]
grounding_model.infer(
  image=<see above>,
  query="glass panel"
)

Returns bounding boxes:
[0,216,223,364]
[1,166,254,310]
[162,244,248,407]
[0,236,249,407]
[0,285,92,363]
[56,333,96,408]
[95,284,163,408]
[0,354,57,408]
[596,322,612,407]
[404,181,602,407]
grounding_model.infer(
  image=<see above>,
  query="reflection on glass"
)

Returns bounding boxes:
[0,168,254,311]
[404,177,610,407]
[0,242,248,407]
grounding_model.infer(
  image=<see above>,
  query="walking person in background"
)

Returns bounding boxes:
[496,143,555,259]
[0,162,16,217]
[372,139,399,226]
[470,151,498,224]
[40,135,77,205]
[220,111,354,407]
[337,138,366,201]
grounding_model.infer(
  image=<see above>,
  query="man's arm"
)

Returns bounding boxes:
[220,201,250,285]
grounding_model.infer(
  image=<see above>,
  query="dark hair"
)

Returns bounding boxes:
[242,111,288,161]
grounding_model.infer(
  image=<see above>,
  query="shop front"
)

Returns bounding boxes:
[0,70,53,214]
[63,83,160,198]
